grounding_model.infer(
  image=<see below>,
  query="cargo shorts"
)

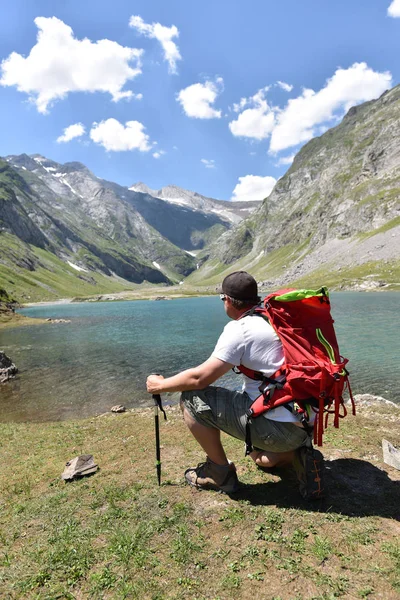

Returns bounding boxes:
[181,386,308,453]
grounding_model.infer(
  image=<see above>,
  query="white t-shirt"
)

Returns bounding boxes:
[212,315,299,423]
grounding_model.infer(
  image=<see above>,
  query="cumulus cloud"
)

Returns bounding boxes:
[229,63,391,154]
[201,159,216,169]
[388,0,400,17]
[0,17,143,114]
[270,63,392,153]
[177,78,223,119]
[129,15,181,73]
[231,175,277,202]
[90,118,152,152]
[229,88,275,140]
[153,150,166,159]
[276,80,293,92]
[57,123,86,143]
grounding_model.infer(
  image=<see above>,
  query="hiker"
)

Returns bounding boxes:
[146,271,318,495]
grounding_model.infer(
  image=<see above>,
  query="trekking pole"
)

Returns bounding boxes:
[153,394,162,486]
[150,375,167,486]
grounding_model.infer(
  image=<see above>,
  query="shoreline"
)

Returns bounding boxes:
[17,284,400,308]
[0,394,398,427]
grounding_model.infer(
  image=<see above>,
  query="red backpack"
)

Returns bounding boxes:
[237,287,355,450]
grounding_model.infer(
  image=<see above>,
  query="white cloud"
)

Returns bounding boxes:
[153,150,166,159]
[231,175,277,202]
[90,118,152,152]
[270,63,391,153]
[277,80,293,92]
[276,154,295,166]
[57,123,86,143]
[229,63,392,154]
[0,17,143,114]
[229,88,275,139]
[388,0,400,17]
[129,15,181,74]
[177,78,223,119]
[201,159,216,169]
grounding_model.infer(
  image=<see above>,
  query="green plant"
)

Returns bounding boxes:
[312,535,334,562]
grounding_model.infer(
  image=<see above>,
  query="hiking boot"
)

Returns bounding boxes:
[293,445,325,500]
[184,457,240,494]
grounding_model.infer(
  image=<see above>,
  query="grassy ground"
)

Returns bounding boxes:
[0,402,399,599]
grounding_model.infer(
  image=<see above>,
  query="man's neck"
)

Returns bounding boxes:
[234,305,258,320]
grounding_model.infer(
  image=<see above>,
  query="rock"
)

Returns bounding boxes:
[46,318,71,323]
[382,440,400,471]
[350,394,400,409]
[110,405,126,413]
[0,351,18,383]
[61,454,98,481]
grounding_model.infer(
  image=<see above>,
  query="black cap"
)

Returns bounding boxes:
[219,271,259,302]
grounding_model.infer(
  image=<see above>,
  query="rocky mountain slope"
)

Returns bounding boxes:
[189,85,400,291]
[129,182,260,224]
[0,155,259,301]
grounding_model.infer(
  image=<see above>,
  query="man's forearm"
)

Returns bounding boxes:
[152,368,210,394]
[146,357,233,395]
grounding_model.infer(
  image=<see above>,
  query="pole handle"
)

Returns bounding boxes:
[150,373,167,420]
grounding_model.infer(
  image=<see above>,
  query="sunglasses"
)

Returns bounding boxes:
[219,294,226,301]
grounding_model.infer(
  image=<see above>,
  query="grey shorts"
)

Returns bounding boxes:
[181,386,309,453]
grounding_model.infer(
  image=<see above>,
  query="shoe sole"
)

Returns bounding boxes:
[293,447,325,500]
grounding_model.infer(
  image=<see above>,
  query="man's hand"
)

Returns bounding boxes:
[146,374,165,394]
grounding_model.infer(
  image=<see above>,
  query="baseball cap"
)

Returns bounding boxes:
[218,271,259,302]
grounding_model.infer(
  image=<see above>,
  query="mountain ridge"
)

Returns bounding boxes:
[0,155,259,301]
[187,85,400,291]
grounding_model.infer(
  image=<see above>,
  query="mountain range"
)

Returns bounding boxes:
[0,84,399,303]
[0,154,259,301]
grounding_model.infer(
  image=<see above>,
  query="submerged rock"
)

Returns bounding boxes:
[0,351,18,383]
[45,318,71,323]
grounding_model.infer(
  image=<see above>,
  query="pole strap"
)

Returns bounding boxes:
[154,394,167,421]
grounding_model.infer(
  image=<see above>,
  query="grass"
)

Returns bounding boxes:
[0,232,138,303]
[357,216,400,241]
[0,401,399,599]
[290,259,400,291]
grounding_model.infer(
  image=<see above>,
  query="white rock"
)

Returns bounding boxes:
[382,439,400,471]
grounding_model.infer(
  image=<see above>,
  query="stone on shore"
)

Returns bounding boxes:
[111,405,126,413]
[0,351,18,383]
[382,439,400,471]
[61,455,98,481]
[350,394,400,409]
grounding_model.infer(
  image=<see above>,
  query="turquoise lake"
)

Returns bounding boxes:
[0,292,399,422]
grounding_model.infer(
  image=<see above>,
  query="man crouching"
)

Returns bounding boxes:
[146,271,313,494]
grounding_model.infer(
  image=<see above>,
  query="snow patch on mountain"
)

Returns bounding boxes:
[67,261,88,272]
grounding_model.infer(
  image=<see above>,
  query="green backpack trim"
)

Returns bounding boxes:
[274,287,329,302]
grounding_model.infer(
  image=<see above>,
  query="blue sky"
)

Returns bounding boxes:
[0,0,399,201]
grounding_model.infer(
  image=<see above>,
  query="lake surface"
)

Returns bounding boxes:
[0,293,399,422]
